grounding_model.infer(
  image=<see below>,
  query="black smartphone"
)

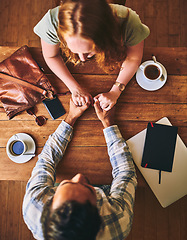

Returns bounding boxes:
[43,96,66,120]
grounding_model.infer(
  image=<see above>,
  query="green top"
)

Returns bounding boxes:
[34,4,150,46]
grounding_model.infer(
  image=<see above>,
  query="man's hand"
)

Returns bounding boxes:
[65,98,90,126]
[94,99,115,128]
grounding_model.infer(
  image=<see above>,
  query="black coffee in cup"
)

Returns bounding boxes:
[145,65,160,80]
[10,140,25,156]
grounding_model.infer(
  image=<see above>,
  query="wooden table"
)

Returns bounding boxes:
[0,46,186,186]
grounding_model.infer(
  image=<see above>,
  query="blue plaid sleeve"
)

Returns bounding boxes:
[22,120,73,240]
[26,120,73,191]
[97,125,137,239]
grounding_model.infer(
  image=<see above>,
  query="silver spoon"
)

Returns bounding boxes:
[23,153,35,157]
[152,55,165,81]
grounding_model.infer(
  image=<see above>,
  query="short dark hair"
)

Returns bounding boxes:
[41,198,102,240]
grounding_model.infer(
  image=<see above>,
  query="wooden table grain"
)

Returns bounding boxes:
[0,46,186,185]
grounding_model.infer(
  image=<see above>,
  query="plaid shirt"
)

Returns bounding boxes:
[22,121,137,240]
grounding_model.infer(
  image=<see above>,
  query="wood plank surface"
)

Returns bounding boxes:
[180,0,187,47]
[144,187,158,240]
[0,47,187,75]
[0,181,35,240]
[0,180,9,240]
[0,145,148,187]
[0,119,186,148]
[131,187,145,240]
[0,1,186,239]
[0,73,186,105]
[1,100,187,121]
[0,0,186,48]
[155,0,169,47]
[0,47,186,184]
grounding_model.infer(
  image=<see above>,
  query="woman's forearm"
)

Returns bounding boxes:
[41,40,92,105]
[110,41,144,93]
[41,40,81,93]
[117,57,141,84]
[93,42,144,110]
[43,54,81,93]
[109,58,141,95]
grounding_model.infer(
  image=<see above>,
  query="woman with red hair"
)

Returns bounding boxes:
[34,0,149,110]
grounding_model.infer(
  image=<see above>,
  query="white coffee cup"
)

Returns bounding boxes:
[140,62,163,82]
[8,137,27,157]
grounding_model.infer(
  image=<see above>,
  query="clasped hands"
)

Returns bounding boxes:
[72,87,120,111]
[65,98,115,128]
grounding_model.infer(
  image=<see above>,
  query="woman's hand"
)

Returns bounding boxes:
[72,88,93,107]
[94,90,121,111]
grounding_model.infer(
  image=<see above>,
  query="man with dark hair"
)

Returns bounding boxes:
[22,98,137,240]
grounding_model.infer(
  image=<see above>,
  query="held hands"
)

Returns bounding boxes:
[94,99,115,128]
[94,89,120,111]
[71,85,120,112]
[72,87,93,107]
[65,98,115,128]
[65,98,90,126]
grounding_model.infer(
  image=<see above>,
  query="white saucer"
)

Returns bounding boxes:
[136,60,167,91]
[6,133,36,163]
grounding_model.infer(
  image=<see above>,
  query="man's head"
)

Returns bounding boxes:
[41,174,101,240]
[52,173,97,208]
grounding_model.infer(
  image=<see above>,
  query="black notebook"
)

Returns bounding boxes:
[141,122,178,183]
